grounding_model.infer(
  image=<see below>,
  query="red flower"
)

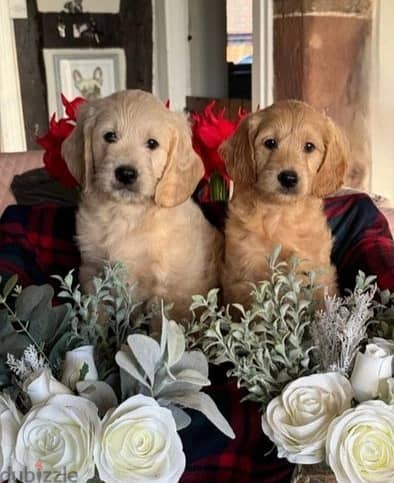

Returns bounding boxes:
[36,95,87,187]
[61,94,86,120]
[191,101,246,181]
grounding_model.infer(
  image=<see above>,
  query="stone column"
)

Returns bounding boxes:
[273,0,373,190]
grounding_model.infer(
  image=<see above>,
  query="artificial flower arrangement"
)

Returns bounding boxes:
[0,265,234,483]
[0,250,393,482]
[185,248,394,482]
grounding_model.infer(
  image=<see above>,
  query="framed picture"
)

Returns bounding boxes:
[37,0,120,13]
[43,48,126,118]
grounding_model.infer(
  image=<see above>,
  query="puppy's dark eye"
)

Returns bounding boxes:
[103,131,117,143]
[304,142,316,153]
[146,138,159,150]
[264,139,278,150]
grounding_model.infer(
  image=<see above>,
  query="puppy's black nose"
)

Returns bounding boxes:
[278,170,298,189]
[115,165,138,185]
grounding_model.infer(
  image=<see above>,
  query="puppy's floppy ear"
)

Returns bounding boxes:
[61,103,96,193]
[155,113,204,208]
[312,118,349,198]
[219,115,258,185]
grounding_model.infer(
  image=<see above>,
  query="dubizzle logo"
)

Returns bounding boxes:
[0,461,78,482]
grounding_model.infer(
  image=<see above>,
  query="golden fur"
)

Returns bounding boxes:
[220,100,349,306]
[62,90,222,320]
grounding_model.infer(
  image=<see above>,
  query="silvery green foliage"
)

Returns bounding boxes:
[310,272,376,375]
[54,263,146,378]
[370,287,394,340]
[7,345,48,382]
[0,275,72,387]
[186,248,318,409]
[115,309,235,439]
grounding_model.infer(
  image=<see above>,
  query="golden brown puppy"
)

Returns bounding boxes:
[220,100,348,306]
[62,90,222,321]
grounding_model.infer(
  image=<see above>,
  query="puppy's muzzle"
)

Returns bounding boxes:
[277,170,298,190]
[115,165,138,186]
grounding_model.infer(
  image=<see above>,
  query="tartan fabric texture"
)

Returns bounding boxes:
[0,193,393,483]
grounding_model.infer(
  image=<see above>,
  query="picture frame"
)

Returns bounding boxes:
[43,48,126,118]
[36,0,120,14]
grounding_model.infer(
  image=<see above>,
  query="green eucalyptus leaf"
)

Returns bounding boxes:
[2,274,18,299]
[76,380,118,416]
[155,380,203,398]
[115,350,150,388]
[171,350,209,378]
[48,331,76,366]
[127,334,161,385]
[160,308,169,356]
[166,321,185,367]
[163,403,191,431]
[169,392,235,439]
[0,308,30,357]
[173,369,210,387]
[191,294,207,305]
[15,285,71,345]
[0,359,11,388]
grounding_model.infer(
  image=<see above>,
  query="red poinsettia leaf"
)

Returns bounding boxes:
[43,149,78,187]
[36,131,53,152]
[51,118,74,139]
[36,111,79,187]
[191,101,246,187]
[61,94,86,121]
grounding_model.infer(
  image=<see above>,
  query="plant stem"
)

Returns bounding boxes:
[0,297,50,365]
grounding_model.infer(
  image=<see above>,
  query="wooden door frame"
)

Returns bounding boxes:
[252,0,273,109]
[0,0,27,152]
[152,0,274,110]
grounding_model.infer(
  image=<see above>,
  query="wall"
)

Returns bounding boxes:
[274,0,373,191]
[371,0,394,204]
[12,0,152,150]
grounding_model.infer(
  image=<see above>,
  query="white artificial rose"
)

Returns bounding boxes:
[61,345,98,390]
[0,393,22,475]
[350,337,394,402]
[326,400,394,482]
[95,394,186,483]
[14,394,100,483]
[24,368,72,406]
[261,372,353,464]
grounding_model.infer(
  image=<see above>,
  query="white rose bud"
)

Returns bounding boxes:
[261,372,353,464]
[24,368,72,406]
[326,400,394,483]
[350,338,394,402]
[14,394,100,483]
[61,345,98,390]
[0,393,22,475]
[95,394,186,483]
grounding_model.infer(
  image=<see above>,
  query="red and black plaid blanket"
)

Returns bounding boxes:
[0,193,393,483]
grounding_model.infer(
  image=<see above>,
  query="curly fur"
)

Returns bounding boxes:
[62,90,222,321]
[220,100,349,306]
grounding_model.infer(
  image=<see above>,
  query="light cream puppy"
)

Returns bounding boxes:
[220,100,348,306]
[62,89,222,321]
